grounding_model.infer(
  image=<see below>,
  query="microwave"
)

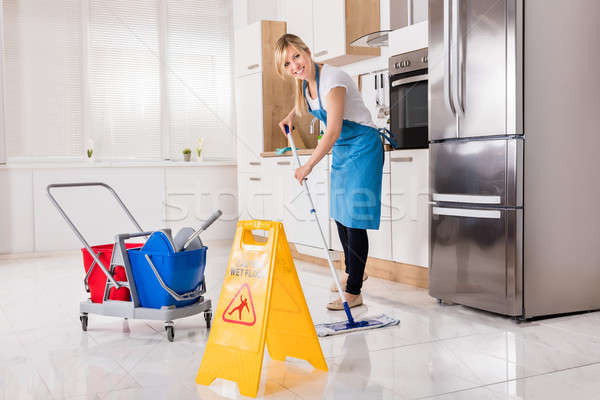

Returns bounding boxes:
[389,48,429,149]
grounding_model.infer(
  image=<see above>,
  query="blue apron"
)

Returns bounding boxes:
[303,64,397,230]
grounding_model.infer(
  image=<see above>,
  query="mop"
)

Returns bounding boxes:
[284,125,399,337]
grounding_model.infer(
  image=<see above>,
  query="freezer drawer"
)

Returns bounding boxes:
[430,138,522,207]
[429,206,523,316]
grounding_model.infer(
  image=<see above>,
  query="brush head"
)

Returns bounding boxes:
[315,314,400,337]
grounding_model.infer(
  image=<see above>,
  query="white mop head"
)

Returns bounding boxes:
[315,314,399,337]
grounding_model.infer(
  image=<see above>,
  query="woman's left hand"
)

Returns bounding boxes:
[294,164,313,185]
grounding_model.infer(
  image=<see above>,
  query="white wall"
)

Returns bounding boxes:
[0,1,6,165]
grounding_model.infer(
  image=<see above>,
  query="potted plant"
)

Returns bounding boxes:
[86,139,95,161]
[182,148,192,162]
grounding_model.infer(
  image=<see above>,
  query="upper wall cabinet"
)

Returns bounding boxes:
[234,22,263,78]
[280,0,314,51]
[282,0,381,66]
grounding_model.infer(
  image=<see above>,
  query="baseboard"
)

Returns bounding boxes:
[289,243,429,289]
[289,243,343,270]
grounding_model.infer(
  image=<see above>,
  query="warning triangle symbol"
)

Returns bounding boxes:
[222,283,257,326]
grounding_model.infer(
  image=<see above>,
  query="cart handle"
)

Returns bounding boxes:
[143,254,205,301]
[47,182,147,289]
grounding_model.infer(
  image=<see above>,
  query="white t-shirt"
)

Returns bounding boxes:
[305,64,376,129]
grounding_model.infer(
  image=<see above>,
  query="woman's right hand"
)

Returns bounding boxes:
[278,111,295,137]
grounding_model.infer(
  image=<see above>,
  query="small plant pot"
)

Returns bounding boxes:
[183,153,191,162]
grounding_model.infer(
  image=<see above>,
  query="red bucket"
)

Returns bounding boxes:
[81,243,143,303]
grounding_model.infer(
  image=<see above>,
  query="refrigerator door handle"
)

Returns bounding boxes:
[433,207,501,219]
[451,0,464,115]
[443,0,456,115]
[432,193,501,204]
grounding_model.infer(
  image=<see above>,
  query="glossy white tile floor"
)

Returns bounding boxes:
[3,240,600,399]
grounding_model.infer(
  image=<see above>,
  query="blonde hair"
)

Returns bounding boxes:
[274,34,311,116]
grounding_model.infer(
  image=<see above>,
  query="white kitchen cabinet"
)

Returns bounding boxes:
[234,22,262,78]
[238,172,264,221]
[235,72,264,174]
[330,220,342,252]
[261,156,291,222]
[390,149,429,267]
[312,0,346,62]
[329,171,392,260]
[367,173,392,260]
[285,155,329,248]
[280,0,380,66]
[280,0,314,51]
[261,154,329,248]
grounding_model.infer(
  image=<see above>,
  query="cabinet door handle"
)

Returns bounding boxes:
[249,161,261,166]
[277,161,291,165]
[249,177,261,181]
[315,50,328,57]
[391,157,414,163]
[247,64,259,70]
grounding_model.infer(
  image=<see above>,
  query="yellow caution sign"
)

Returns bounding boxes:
[196,220,327,397]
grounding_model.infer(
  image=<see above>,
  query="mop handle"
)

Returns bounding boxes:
[284,125,353,321]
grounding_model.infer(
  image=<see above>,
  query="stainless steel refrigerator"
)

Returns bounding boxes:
[428,0,600,319]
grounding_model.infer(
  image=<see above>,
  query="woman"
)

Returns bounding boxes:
[274,34,396,311]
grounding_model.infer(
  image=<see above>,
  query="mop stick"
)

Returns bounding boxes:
[284,125,363,327]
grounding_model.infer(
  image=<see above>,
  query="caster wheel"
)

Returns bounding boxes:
[80,315,88,332]
[204,311,213,329]
[165,325,175,342]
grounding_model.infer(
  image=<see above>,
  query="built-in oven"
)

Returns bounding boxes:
[389,48,428,149]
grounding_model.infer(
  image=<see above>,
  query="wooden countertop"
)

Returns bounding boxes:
[260,149,316,157]
[260,144,395,158]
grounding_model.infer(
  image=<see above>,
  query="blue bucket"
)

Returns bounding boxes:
[127,247,207,309]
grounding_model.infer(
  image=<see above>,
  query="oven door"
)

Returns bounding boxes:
[389,73,428,149]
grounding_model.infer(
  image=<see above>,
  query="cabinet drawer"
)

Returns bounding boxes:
[237,147,263,173]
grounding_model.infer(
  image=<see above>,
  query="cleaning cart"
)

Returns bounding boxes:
[47,182,220,342]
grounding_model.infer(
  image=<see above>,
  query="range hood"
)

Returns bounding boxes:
[350,30,392,48]
[351,0,415,48]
